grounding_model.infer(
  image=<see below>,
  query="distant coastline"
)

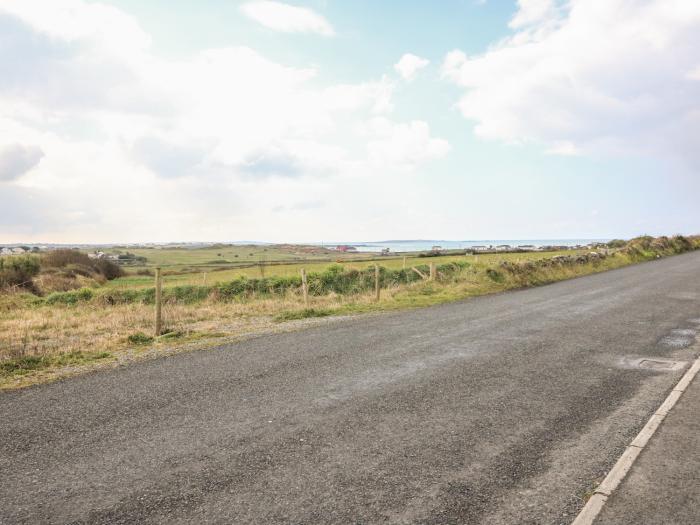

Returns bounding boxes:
[0,239,609,254]
[317,239,609,253]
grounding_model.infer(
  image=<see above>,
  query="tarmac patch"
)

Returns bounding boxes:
[637,359,685,371]
[618,356,687,371]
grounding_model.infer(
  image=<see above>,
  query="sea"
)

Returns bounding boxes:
[320,239,608,253]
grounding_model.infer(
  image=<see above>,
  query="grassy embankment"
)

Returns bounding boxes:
[1,235,697,389]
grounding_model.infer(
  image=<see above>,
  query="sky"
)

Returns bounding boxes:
[0,0,699,243]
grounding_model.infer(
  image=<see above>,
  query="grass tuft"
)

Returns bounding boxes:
[275,308,334,322]
[0,351,112,377]
[127,332,154,345]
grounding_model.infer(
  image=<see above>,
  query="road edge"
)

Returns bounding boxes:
[571,353,700,525]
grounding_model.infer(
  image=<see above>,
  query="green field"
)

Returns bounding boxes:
[99,244,360,269]
[105,247,584,290]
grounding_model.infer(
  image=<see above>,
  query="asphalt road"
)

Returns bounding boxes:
[2,252,700,525]
[595,356,700,525]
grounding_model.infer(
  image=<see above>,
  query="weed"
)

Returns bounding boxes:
[275,308,334,321]
[0,351,112,377]
[127,332,154,345]
[486,268,505,283]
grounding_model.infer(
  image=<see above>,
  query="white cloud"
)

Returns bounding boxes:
[0,144,44,181]
[394,53,430,81]
[687,65,700,81]
[442,0,700,165]
[0,0,448,242]
[509,0,557,29]
[545,141,579,156]
[365,118,450,169]
[240,1,334,36]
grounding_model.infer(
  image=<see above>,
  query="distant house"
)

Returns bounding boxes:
[495,245,511,251]
[88,251,106,260]
[471,245,488,252]
[11,247,28,254]
[380,248,390,256]
[517,245,536,250]
[0,247,13,256]
[336,245,357,253]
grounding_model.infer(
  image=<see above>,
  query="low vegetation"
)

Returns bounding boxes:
[0,255,41,291]
[275,308,334,321]
[0,351,112,376]
[0,249,124,296]
[1,235,698,389]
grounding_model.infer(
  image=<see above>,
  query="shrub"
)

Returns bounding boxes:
[607,239,627,248]
[486,268,504,283]
[0,255,41,289]
[93,259,124,280]
[42,249,124,281]
[42,249,92,268]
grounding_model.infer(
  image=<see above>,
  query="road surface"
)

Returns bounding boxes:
[594,357,700,525]
[1,252,699,524]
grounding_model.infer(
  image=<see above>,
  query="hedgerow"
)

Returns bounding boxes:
[25,235,700,308]
[38,261,471,306]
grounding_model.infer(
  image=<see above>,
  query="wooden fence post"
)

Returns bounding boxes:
[430,262,436,281]
[202,272,207,286]
[301,268,309,307]
[374,264,380,301]
[412,267,427,280]
[154,267,162,336]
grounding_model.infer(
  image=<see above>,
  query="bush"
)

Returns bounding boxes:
[0,255,41,289]
[93,259,124,280]
[486,268,504,283]
[607,239,627,248]
[42,249,92,268]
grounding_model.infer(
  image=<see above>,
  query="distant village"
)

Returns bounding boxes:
[0,245,145,264]
[0,246,44,256]
[1,242,608,259]
[334,242,607,256]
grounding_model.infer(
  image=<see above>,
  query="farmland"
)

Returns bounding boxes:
[101,246,577,290]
